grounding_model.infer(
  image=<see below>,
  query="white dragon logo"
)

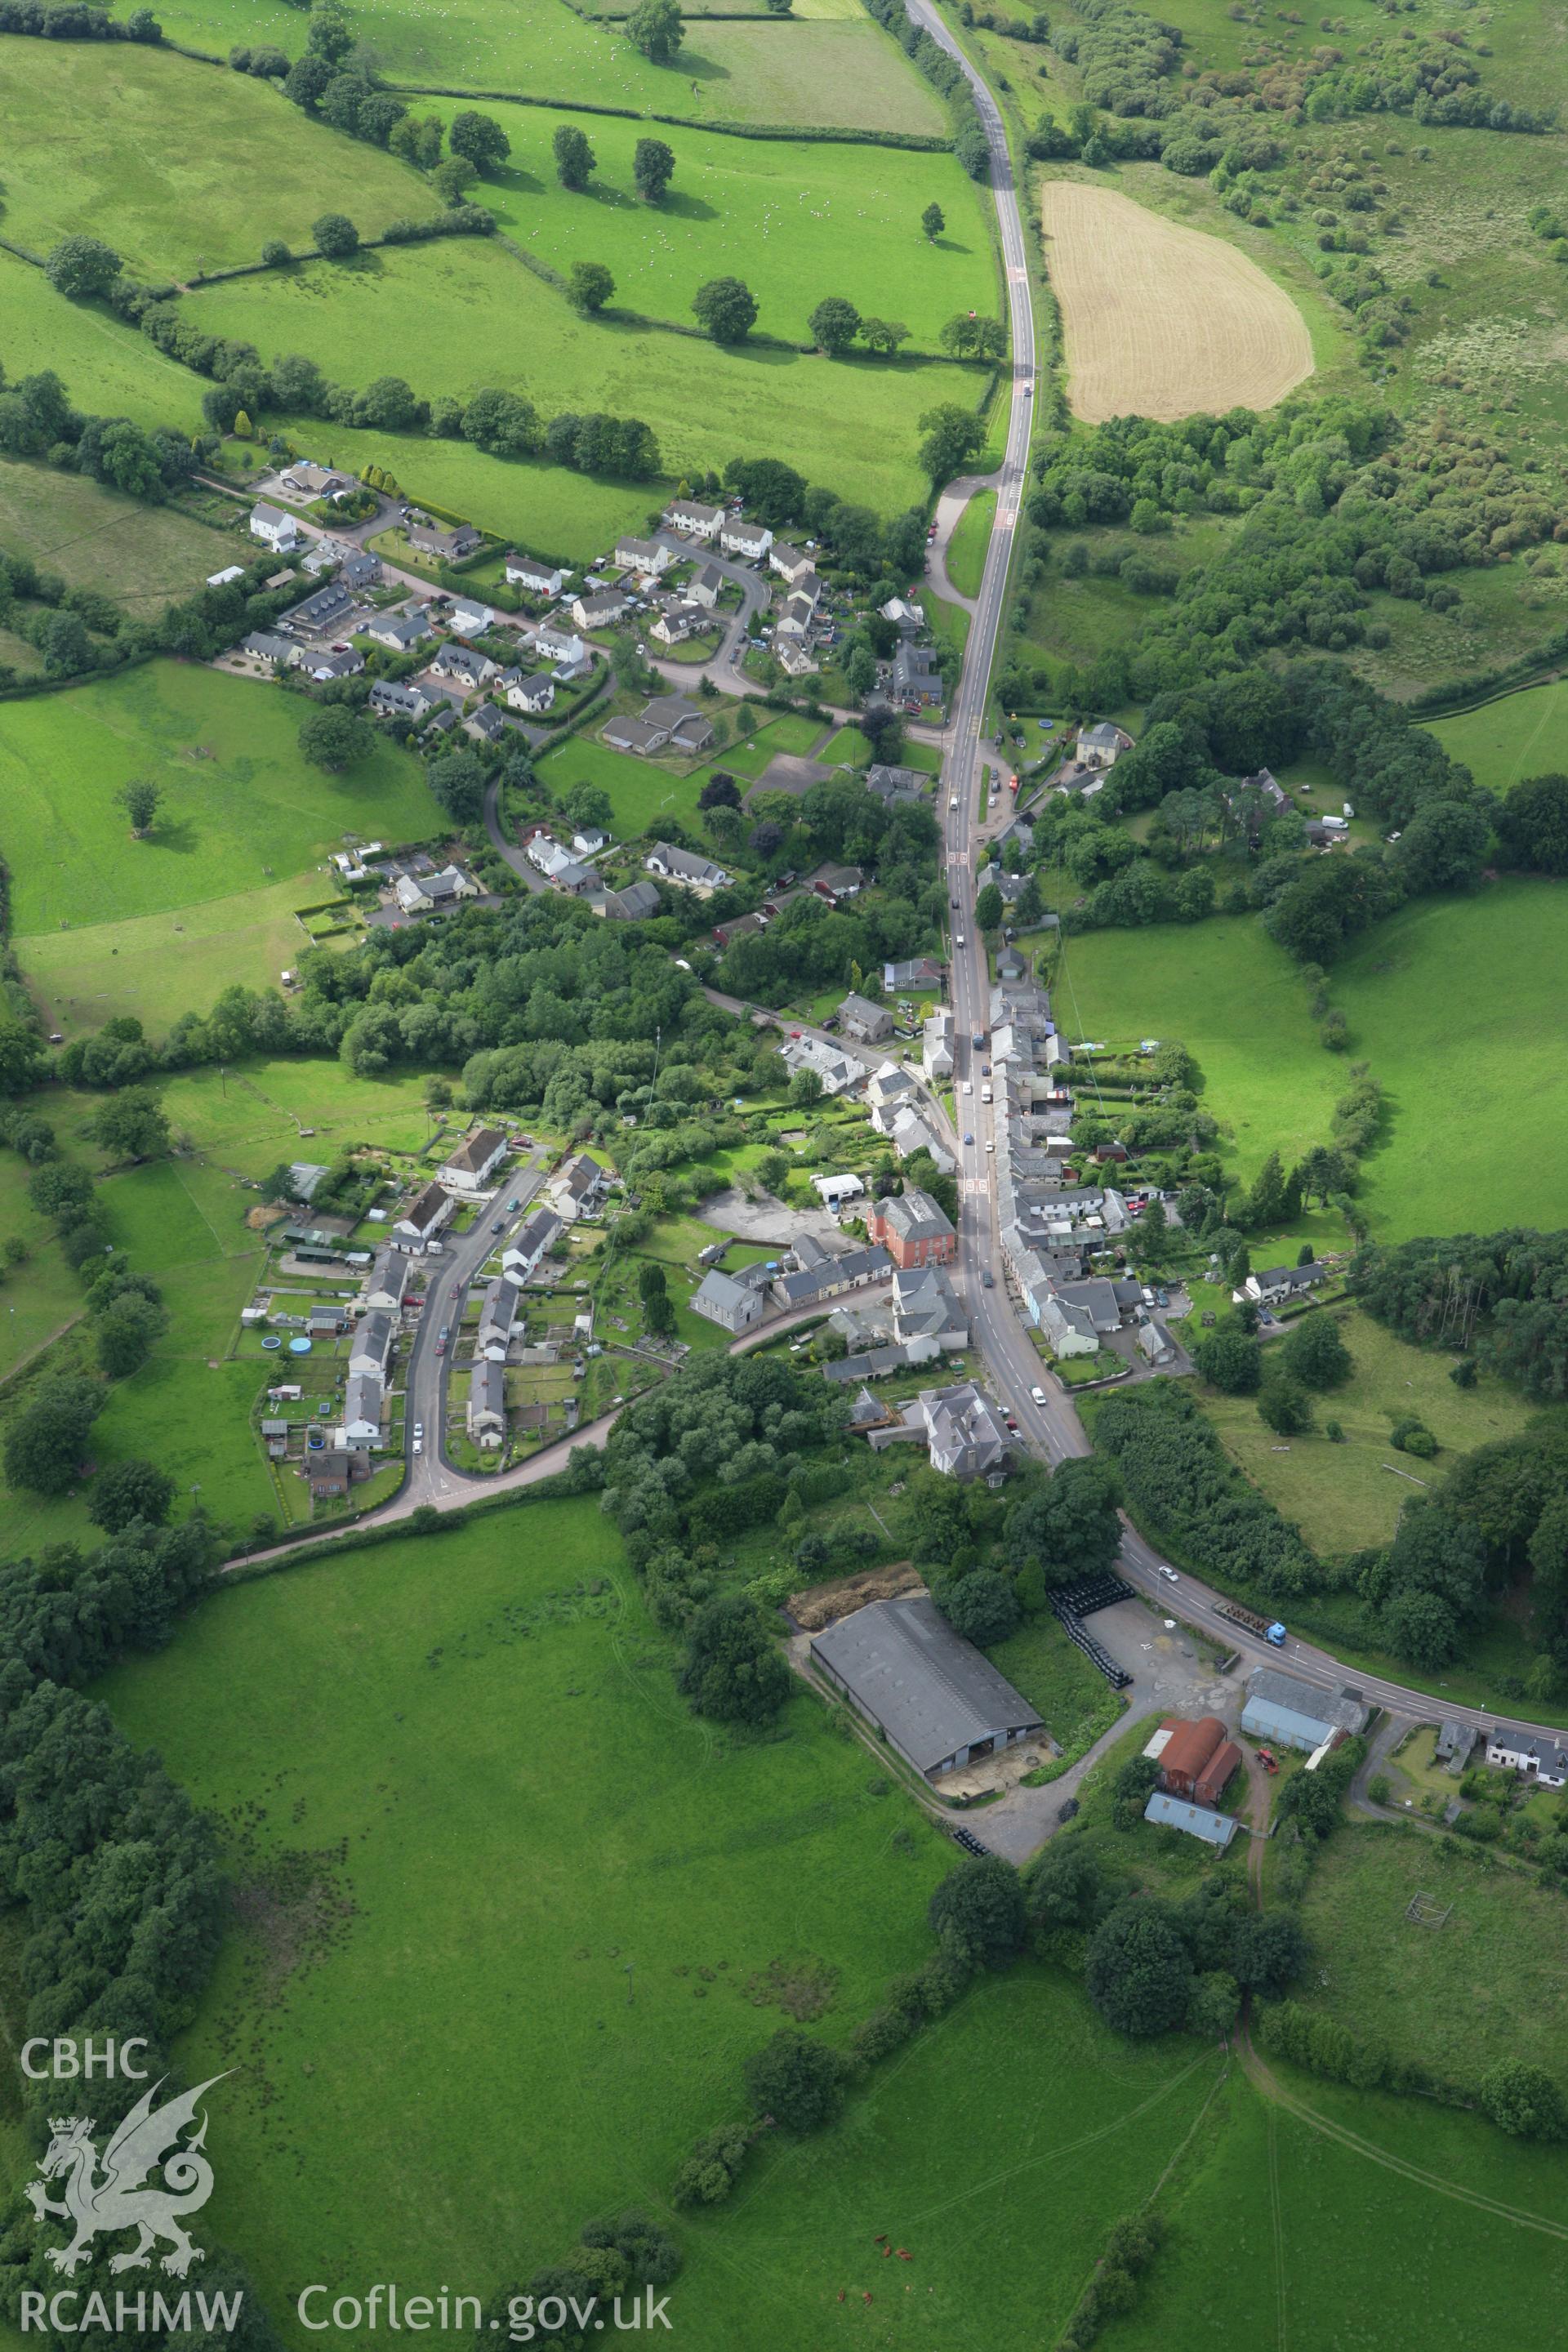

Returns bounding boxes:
[24,2074,230,2279]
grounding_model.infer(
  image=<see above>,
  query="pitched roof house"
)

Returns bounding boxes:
[439,1126,509,1192]
[663,497,724,539]
[505,552,565,596]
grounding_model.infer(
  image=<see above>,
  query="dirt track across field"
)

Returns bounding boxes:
[1040,180,1314,423]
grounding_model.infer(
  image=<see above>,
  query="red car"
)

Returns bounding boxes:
[434,1338,447,1356]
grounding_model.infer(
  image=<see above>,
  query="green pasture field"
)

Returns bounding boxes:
[0,1154,272,1561]
[1295,1821,1568,2099]
[0,661,438,938]
[1056,918,1342,1197]
[0,247,203,431]
[0,42,430,280]
[1329,883,1568,1241]
[1098,2065,1568,2352]
[1197,1308,1545,1560]
[91,1499,964,2338]
[149,0,946,134]
[674,1971,1224,2346]
[0,1156,81,1388]
[0,457,229,616]
[1059,887,1568,1241]
[183,242,969,514]
[21,875,340,1042]
[269,419,653,562]
[1430,675,1568,795]
[944,486,994,598]
[419,97,994,348]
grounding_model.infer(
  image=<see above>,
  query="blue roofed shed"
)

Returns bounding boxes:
[1143,1792,1238,1848]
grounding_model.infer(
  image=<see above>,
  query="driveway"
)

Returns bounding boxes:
[975,1596,1237,1864]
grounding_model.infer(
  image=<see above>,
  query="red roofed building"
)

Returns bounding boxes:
[1156,1716,1241,1806]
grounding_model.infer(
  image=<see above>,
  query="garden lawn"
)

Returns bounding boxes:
[91,1500,961,2340]
[1295,1821,1568,2100]
[1096,2065,1568,2352]
[0,43,430,280]
[0,662,438,937]
[945,486,994,598]
[1197,1307,1546,1559]
[421,100,992,348]
[148,0,946,134]
[1428,676,1568,795]
[0,459,230,616]
[537,734,705,833]
[183,243,965,514]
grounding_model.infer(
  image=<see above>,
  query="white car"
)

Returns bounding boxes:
[1158,1565,1179,1585]
[985,1138,995,1152]
[1030,1385,1048,1407]
[962,1079,973,1094]
[412,1437,423,1456]
[412,1422,424,1441]
[956,933,966,949]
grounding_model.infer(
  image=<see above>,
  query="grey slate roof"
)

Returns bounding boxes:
[810,1596,1042,1775]
[1245,1669,1368,1736]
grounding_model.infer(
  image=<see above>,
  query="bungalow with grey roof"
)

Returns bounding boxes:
[644,842,730,894]
[243,631,299,670]
[364,608,433,653]
[691,1267,765,1334]
[281,579,354,635]
[597,880,662,921]
[604,715,670,756]
[407,519,483,562]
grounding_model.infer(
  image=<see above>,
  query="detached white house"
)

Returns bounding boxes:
[249,502,300,553]
[505,553,565,597]
[394,1178,455,1250]
[439,1126,510,1194]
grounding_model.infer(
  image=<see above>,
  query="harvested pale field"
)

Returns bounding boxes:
[1040,180,1313,423]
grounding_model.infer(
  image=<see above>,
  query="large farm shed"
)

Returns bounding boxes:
[1241,1668,1369,1754]
[810,1596,1043,1780]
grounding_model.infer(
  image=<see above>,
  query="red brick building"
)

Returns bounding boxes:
[868,1187,956,1269]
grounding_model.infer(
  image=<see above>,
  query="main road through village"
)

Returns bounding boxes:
[232,20,1568,1794]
